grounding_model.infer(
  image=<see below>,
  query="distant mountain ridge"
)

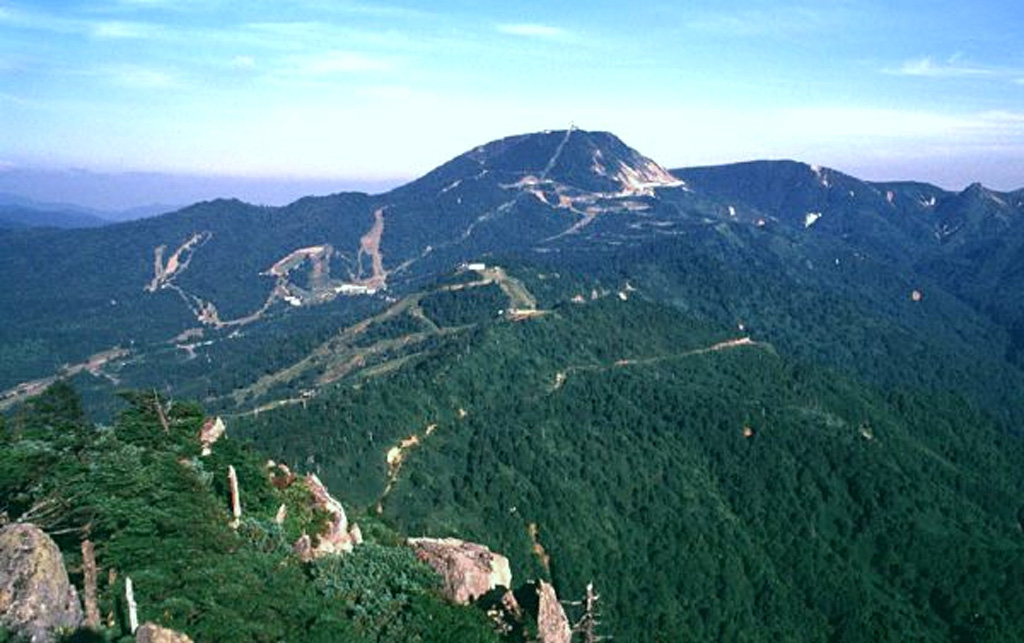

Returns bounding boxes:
[0,204,108,229]
[0,128,1022,400]
[0,192,176,228]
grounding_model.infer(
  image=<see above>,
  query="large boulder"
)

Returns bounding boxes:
[136,622,194,643]
[407,537,512,604]
[0,523,83,642]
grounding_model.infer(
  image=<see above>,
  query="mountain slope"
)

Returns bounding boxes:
[237,287,1024,642]
[675,161,1024,368]
[4,128,1024,641]
[3,129,1023,424]
[0,383,502,642]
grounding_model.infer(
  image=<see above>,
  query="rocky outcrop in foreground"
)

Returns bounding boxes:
[407,537,512,604]
[0,523,83,642]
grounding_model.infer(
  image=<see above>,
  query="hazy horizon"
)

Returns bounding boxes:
[2,1,1023,208]
[0,165,407,212]
[2,141,1022,214]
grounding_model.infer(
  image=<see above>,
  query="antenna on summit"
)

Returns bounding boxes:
[569,121,577,132]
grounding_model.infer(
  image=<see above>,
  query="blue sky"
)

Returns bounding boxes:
[2,0,1023,202]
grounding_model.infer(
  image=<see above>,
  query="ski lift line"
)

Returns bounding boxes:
[540,126,574,181]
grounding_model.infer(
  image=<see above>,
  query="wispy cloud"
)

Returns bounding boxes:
[0,6,169,40]
[239,21,424,53]
[99,65,183,89]
[90,20,160,39]
[685,5,840,37]
[287,50,394,75]
[885,55,996,78]
[496,23,568,39]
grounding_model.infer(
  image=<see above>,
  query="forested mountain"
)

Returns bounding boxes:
[3,129,1024,641]
[240,285,1024,642]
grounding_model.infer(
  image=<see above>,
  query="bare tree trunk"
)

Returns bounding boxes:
[125,576,139,634]
[81,539,100,628]
[228,465,241,528]
[152,390,170,432]
[572,582,604,643]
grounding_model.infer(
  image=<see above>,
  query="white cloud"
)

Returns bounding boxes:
[289,50,393,75]
[496,23,567,39]
[91,20,158,39]
[102,65,182,89]
[885,55,997,78]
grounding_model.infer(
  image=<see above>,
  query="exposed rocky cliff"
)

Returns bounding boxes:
[537,580,572,643]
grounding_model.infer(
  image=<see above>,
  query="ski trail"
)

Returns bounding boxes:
[540,127,573,180]
[456,128,576,244]
[356,207,387,289]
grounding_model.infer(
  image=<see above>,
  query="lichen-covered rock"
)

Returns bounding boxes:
[0,523,82,642]
[537,581,572,643]
[136,622,194,643]
[407,537,512,604]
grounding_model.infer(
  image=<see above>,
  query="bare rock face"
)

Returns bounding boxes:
[0,523,83,642]
[293,473,361,561]
[536,581,572,643]
[198,417,225,456]
[407,537,512,604]
[136,622,194,643]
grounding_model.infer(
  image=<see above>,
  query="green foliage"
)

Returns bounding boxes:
[420,284,506,327]
[309,542,499,641]
[240,293,1024,642]
[312,543,438,625]
[3,383,502,642]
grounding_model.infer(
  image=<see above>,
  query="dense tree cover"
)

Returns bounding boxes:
[0,194,377,389]
[0,383,500,642]
[420,284,507,327]
[541,228,1024,427]
[239,294,1024,642]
